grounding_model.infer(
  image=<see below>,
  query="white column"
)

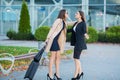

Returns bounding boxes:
[15,10,18,32]
[60,0,63,9]
[48,6,51,26]
[82,0,89,16]
[30,0,35,33]
[0,0,3,35]
[103,0,106,32]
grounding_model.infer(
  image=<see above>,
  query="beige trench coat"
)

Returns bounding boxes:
[45,18,67,53]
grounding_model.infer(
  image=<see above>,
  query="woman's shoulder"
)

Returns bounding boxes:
[52,18,62,26]
[78,21,86,26]
[81,21,86,24]
[55,18,62,22]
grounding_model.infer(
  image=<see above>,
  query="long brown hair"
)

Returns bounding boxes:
[57,9,67,20]
[79,11,86,22]
[79,11,88,32]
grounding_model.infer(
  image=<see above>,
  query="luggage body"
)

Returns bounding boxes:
[34,45,46,62]
[24,61,39,80]
[24,45,46,80]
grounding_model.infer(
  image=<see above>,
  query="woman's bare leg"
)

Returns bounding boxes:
[49,51,56,78]
[55,51,61,77]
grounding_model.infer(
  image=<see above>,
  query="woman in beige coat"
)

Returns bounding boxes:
[45,9,68,80]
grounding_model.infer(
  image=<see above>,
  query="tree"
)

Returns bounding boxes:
[18,0,31,34]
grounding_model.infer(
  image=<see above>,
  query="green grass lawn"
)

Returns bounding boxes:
[0,46,35,56]
[0,46,38,69]
[0,46,73,69]
[0,46,73,56]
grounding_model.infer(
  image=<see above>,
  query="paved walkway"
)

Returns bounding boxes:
[0,36,120,80]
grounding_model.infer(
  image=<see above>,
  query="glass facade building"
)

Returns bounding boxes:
[0,0,120,35]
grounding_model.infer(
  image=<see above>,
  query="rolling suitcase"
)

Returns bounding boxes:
[34,45,46,62]
[24,61,39,80]
[24,45,46,80]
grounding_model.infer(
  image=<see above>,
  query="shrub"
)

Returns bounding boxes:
[9,0,34,40]
[66,33,72,42]
[66,25,72,42]
[12,32,34,40]
[107,26,120,43]
[106,32,120,43]
[107,26,120,34]
[86,27,98,43]
[7,30,16,39]
[98,32,107,42]
[34,26,50,41]
[18,0,31,34]
[98,26,120,43]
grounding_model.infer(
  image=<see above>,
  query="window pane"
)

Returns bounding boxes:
[88,6,104,31]
[106,5,120,27]
[107,0,120,4]
[89,0,104,4]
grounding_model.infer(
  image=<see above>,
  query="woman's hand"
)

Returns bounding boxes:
[84,33,89,39]
[45,38,49,44]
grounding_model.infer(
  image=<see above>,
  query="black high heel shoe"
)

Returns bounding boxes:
[71,72,84,80]
[71,74,78,80]
[54,73,62,80]
[71,77,77,80]
[47,74,55,80]
[77,72,84,79]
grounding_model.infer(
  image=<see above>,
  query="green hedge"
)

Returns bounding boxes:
[98,32,120,43]
[107,26,120,34]
[66,25,72,42]
[7,30,16,39]
[106,32,120,43]
[98,26,120,43]
[7,25,120,43]
[98,32,107,42]
[7,30,34,40]
[86,27,98,43]
[13,32,34,40]
[34,26,50,41]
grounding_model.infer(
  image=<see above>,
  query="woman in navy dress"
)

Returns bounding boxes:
[67,11,89,80]
[50,21,65,51]
[45,9,68,80]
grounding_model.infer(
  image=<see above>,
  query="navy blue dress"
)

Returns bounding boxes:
[50,21,65,51]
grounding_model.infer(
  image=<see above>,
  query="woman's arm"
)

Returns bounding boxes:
[67,21,76,26]
[67,21,77,33]
[83,22,89,39]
